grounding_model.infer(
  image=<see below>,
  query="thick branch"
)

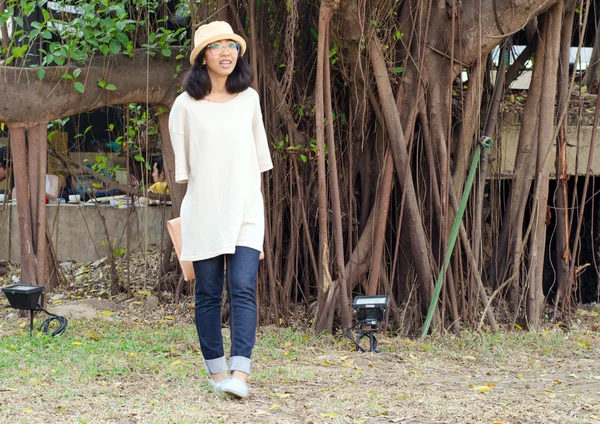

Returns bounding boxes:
[0,49,188,124]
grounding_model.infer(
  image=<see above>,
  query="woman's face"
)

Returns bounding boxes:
[152,162,162,183]
[203,39,239,79]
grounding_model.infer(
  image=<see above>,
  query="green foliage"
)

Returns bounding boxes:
[0,0,189,82]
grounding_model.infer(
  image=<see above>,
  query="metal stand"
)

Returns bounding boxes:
[344,322,381,353]
[29,309,36,335]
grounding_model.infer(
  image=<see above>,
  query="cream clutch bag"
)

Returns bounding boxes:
[167,217,195,281]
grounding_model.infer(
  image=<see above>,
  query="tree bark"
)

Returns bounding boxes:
[9,126,37,284]
[369,35,434,314]
[582,16,600,93]
[553,6,575,310]
[29,124,48,287]
[527,3,563,329]
[0,51,184,124]
[314,0,339,332]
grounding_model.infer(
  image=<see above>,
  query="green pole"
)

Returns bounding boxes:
[420,136,493,338]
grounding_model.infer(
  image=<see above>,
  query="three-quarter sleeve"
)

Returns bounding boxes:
[169,99,190,183]
[252,93,274,173]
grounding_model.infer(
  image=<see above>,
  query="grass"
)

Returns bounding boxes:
[0,312,599,423]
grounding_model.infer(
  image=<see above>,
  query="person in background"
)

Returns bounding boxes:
[0,146,8,184]
[148,156,169,195]
[0,146,59,201]
[170,21,273,399]
[136,156,170,205]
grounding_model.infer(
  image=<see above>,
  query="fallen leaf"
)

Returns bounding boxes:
[267,404,280,411]
[269,392,294,398]
[165,316,175,320]
[284,341,292,348]
[486,382,497,387]
[88,332,101,341]
[321,413,340,418]
[29,378,42,385]
[101,310,114,317]
[23,408,34,413]
[472,386,492,393]
[463,355,477,361]
[72,341,83,345]
[170,360,181,366]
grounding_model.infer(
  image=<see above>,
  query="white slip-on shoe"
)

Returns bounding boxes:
[220,378,249,399]
[209,379,225,396]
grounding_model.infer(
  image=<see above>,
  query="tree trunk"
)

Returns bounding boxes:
[583,16,600,93]
[553,6,575,310]
[9,126,37,284]
[527,3,563,329]
[369,35,434,314]
[314,0,340,333]
[29,124,48,287]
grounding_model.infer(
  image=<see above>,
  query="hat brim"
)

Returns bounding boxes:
[189,34,247,64]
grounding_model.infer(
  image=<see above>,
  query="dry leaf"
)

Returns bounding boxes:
[284,341,292,348]
[486,382,496,387]
[267,404,280,411]
[23,408,34,413]
[72,341,83,345]
[101,310,114,317]
[170,360,181,366]
[472,386,492,393]
[269,392,293,398]
[321,413,339,418]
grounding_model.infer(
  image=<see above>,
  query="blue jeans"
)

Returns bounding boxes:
[192,246,260,376]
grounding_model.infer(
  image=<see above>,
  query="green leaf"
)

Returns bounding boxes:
[392,67,404,73]
[105,84,116,91]
[134,155,145,162]
[37,69,45,81]
[116,33,129,46]
[74,82,85,94]
[161,48,171,57]
[97,79,106,88]
[73,68,81,79]
[300,154,307,163]
[61,73,74,80]
[109,39,121,55]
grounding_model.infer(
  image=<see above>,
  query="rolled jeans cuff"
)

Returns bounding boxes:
[205,356,228,375]
[230,356,252,375]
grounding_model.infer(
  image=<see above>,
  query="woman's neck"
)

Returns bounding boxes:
[209,75,228,94]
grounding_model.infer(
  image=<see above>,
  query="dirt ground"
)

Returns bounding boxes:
[1,258,599,423]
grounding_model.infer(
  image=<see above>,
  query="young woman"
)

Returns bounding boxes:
[169,21,272,399]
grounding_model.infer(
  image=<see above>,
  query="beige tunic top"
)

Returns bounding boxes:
[169,88,273,261]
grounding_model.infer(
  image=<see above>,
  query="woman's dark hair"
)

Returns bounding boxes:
[153,156,164,174]
[183,48,253,100]
[0,146,7,169]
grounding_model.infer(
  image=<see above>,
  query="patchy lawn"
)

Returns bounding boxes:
[0,299,599,424]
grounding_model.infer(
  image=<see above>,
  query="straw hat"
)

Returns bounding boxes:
[189,21,246,65]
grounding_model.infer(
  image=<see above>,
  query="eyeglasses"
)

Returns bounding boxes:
[207,42,240,56]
